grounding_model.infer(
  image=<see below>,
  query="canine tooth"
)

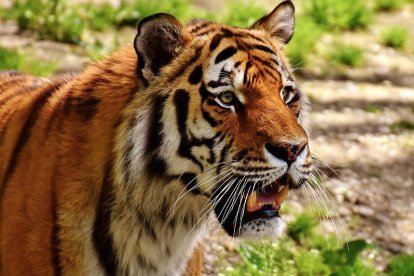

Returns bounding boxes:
[275,186,289,205]
[247,191,257,211]
[278,185,285,192]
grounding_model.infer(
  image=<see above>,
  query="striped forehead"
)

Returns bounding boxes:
[189,25,291,93]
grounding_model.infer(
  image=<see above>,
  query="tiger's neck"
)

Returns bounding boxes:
[106,177,208,275]
[96,90,209,275]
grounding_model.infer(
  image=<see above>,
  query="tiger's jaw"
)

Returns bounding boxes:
[212,174,302,238]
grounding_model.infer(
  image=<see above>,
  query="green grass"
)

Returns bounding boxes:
[289,213,318,241]
[220,212,378,276]
[286,16,323,68]
[220,210,414,275]
[387,254,414,276]
[363,104,383,113]
[0,48,21,70]
[0,0,86,44]
[381,27,408,49]
[0,47,56,76]
[304,0,372,31]
[218,0,266,27]
[390,120,414,132]
[329,45,364,67]
[375,0,405,11]
[0,0,198,45]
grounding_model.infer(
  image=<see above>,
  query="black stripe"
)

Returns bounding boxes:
[243,61,252,84]
[1,82,58,191]
[0,83,57,271]
[217,138,233,174]
[180,173,202,195]
[145,94,168,155]
[189,20,211,34]
[215,46,238,64]
[209,34,223,51]
[188,65,203,85]
[221,28,234,37]
[252,55,275,70]
[202,109,218,127]
[68,96,101,121]
[93,163,117,276]
[145,94,169,177]
[174,90,190,135]
[174,89,203,171]
[252,44,276,55]
[199,82,212,101]
[235,32,267,43]
[207,80,228,88]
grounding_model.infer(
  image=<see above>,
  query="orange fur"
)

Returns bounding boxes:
[0,48,140,275]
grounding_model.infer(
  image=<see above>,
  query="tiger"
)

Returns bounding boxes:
[0,0,313,275]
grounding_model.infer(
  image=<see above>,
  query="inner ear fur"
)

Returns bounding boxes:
[134,13,191,79]
[251,0,295,46]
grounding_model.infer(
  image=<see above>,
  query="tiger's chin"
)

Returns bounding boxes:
[213,174,303,239]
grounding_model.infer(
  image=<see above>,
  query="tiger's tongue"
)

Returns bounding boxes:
[246,184,289,213]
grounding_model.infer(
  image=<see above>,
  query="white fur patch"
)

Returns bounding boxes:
[239,217,285,240]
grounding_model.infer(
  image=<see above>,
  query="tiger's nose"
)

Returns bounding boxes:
[264,141,308,164]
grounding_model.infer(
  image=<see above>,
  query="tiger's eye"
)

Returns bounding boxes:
[281,86,293,102]
[220,91,234,104]
[281,88,289,99]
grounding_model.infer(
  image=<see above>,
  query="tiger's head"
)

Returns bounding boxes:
[131,0,312,239]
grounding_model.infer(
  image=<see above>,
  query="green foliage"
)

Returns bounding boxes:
[1,0,85,44]
[220,211,378,276]
[129,0,196,22]
[289,213,318,241]
[219,0,266,27]
[0,47,56,76]
[363,104,382,113]
[0,0,198,44]
[391,120,414,132]
[375,0,404,11]
[323,240,374,276]
[294,249,331,275]
[381,27,408,49]
[0,47,21,70]
[286,16,323,68]
[305,0,372,31]
[329,45,364,67]
[387,254,414,276]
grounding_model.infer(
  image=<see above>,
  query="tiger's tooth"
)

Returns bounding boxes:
[247,191,257,211]
[275,186,289,205]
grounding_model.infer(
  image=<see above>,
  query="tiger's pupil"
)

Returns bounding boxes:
[220,91,234,104]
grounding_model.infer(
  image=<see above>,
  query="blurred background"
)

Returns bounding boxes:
[0,0,413,275]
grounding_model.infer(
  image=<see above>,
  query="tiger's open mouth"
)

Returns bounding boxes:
[213,174,293,237]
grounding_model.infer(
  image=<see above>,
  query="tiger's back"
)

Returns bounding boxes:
[0,49,140,275]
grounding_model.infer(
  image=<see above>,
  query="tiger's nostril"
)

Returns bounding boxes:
[265,141,307,164]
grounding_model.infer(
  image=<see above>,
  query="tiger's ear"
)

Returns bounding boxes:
[134,13,191,80]
[251,0,295,46]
